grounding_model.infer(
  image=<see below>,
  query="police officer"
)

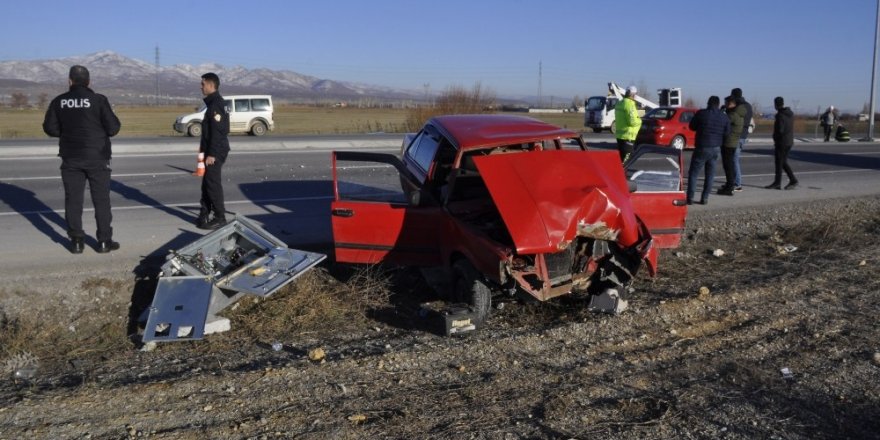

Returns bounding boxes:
[42,65,121,254]
[196,72,230,230]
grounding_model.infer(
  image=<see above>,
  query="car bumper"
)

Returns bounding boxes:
[173,122,187,134]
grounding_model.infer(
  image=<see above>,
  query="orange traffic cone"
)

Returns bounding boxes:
[193,152,205,177]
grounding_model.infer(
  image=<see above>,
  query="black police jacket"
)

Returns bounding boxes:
[200,92,230,162]
[42,85,121,160]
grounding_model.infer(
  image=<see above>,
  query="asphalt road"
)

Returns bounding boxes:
[1,134,878,287]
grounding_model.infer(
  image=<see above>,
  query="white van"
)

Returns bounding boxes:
[173,95,275,137]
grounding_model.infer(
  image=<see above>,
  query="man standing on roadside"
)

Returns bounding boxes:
[820,106,836,142]
[686,96,730,205]
[42,65,121,254]
[614,85,642,162]
[765,96,798,190]
[196,72,230,230]
[718,88,752,195]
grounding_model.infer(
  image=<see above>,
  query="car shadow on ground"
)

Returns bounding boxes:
[0,182,70,251]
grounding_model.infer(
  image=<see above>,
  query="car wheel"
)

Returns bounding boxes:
[452,259,492,326]
[671,135,686,150]
[250,121,267,136]
[592,128,602,133]
[187,123,202,137]
[609,124,616,135]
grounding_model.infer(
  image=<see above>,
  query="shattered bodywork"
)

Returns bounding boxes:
[331,115,686,321]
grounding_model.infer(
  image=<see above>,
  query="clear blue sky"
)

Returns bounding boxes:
[2,0,878,113]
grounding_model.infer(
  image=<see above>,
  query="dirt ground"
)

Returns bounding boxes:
[1,195,879,439]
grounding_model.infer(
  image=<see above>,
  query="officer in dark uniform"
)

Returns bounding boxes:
[196,72,230,230]
[42,65,121,254]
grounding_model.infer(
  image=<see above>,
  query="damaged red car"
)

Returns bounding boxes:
[331,115,687,325]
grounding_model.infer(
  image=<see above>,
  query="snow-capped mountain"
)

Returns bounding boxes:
[0,51,420,103]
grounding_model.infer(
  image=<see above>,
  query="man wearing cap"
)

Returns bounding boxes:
[718,88,752,195]
[614,85,642,162]
[43,65,121,254]
[196,72,230,230]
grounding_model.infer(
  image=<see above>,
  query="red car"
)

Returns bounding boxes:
[331,115,687,325]
[636,107,698,149]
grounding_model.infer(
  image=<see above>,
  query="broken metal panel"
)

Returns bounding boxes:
[143,276,214,342]
[472,150,642,254]
[143,215,326,343]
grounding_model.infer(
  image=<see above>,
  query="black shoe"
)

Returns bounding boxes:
[96,240,120,253]
[69,238,84,254]
[686,199,693,205]
[764,183,782,190]
[699,199,708,205]
[734,186,743,192]
[198,217,227,230]
[717,188,734,196]
[784,181,798,190]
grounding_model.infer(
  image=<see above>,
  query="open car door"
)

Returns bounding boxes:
[331,151,443,265]
[624,145,688,248]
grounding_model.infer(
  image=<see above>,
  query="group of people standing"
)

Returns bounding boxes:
[42,65,230,254]
[686,88,798,205]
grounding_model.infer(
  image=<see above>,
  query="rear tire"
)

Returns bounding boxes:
[187,123,202,137]
[671,135,686,150]
[250,121,267,136]
[452,259,492,326]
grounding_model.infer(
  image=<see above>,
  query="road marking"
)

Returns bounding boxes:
[0,195,334,217]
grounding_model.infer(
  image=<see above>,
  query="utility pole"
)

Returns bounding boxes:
[867,0,879,141]
[537,61,542,108]
[155,45,160,106]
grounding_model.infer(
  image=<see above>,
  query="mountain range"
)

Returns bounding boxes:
[0,51,422,104]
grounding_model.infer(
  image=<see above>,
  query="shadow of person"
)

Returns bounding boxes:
[0,182,69,249]
[110,179,195,223]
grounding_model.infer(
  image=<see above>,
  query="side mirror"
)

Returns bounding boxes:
[408,190,421,207]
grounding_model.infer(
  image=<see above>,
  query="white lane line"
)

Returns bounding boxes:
[0,195,333,217]
[1,164,389,181]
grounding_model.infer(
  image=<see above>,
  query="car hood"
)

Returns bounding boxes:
[472,150,644,254]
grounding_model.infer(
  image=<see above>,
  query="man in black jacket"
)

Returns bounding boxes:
[196,72,230,230]
[686,96,731,205]
[43,65,121,254]
[766,96,798,190]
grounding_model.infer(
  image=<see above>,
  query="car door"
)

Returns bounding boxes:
[679,110,696,147]
[624,145,688,248]
[331,151,443,265]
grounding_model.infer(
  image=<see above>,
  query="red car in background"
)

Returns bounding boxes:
[636,107,698,150]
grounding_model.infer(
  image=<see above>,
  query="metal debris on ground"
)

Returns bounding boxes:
[141,215,326,343]
[588,287,629,314]
[712,249,725,257]
[780,367,795,381]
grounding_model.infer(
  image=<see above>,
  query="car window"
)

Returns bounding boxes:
[679,112,694,123]
[644,108,674,120]
[234,100,251,112]
[251,99,271,111]
[223,100,231,113]
[625,150,681,192]
[406,130,441,175]
[585,97,606,111]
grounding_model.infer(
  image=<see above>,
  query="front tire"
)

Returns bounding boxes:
[452,259,492,326]
[609,124,616,135]
[187,123,202,137]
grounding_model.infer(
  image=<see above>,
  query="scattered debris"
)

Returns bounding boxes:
[778,244,798,254]
[873,352,880,367]
[698,286,711,299]
[712,249,725,257]
[3,352,38,381]
[860,260,868,266]
[780,367,795,381]
[348,414,367,424]
[308,348,326,362]
[271,342,283,352]
[589,287,628,314]
[141,215,325,343]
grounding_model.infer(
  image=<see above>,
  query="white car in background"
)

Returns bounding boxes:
[174,95,275,137]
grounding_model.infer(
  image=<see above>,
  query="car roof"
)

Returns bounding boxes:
[223,95,273,100]
[429,114,579,150]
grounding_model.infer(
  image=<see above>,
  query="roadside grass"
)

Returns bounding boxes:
[0,105,587,139]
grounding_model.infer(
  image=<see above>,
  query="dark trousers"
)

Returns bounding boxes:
[772,144,797,185]
[823,124,832,142]
[616,139,634,162]
[60,158,112,241]
[720,147,736,189]
[686,147,720,202]
[200,159,226,220]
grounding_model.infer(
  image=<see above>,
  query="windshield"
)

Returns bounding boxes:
[585,97,606,111]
